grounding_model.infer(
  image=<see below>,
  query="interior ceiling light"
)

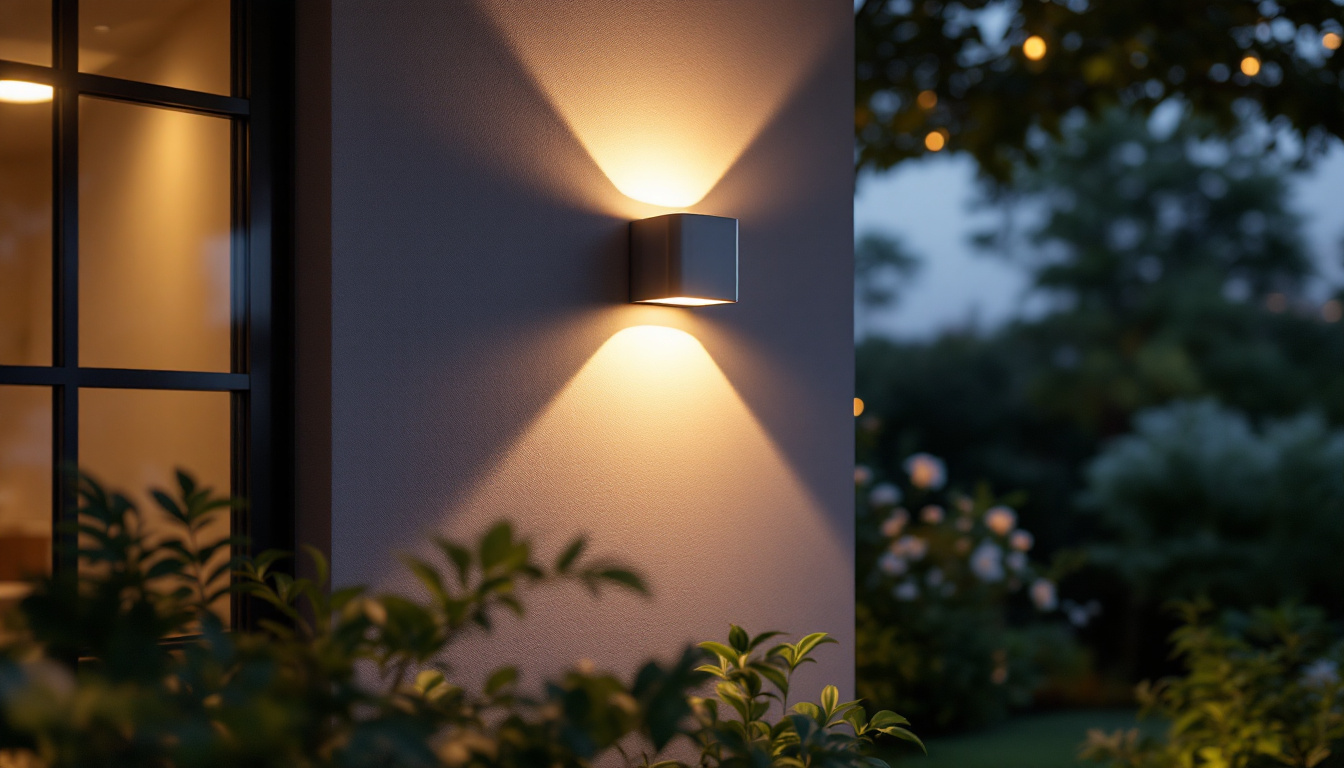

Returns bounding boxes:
[0,80,54,104]
[630,213,738,307]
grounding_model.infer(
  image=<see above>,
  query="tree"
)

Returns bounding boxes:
[855,232,923,335]
[856,0,1344,179]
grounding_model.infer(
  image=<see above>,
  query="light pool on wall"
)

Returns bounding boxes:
[473,0,836,208]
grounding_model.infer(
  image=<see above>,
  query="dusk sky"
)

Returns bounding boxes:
[855,143,1344,339]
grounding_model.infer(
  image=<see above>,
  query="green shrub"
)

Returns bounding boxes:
[1081,601,1344,768]
[1083,400,1344,614]
[0,472,917,768]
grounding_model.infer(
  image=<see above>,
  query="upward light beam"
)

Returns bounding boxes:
[474,0,837,208]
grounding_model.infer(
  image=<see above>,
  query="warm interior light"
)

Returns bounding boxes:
[1023,36,1047,61]
[635,297,732,307]
[0,80,54,104]
[853,398,865,417]
[916,90,938,109]
[1240,56,1261,76]
[1325,32,1343,50]
[924,130,947,152]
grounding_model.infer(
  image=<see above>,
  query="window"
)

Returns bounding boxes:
[0,0,289,626]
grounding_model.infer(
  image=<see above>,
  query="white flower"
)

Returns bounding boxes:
[920,505,945,524]
[970,541,1005,582]
[893,580,920,601]
[904,453,946,490]
[877,551,908,577]
[893,535,928,561]
[869,483,902,508]
[1005,551,1027,573]
[1301,659,1340,689]
[1010,530,1034,551]
[1030,578,1058,611]
[925,567,945,587]
[880,508,910,538]
[854,465,873,486]
[985,506,1017,536]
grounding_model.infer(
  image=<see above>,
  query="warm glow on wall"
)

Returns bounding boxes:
[916,90,937,109]
[853,398,864,417]
[0,80,53,104]
[474,0,837,208]
[924,130,947,152]
[1325,32,1343,51]
[421,325,846,675]
[1022,36,1047,61]
[1240,56,1261,76]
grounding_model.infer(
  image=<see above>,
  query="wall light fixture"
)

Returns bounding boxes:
[630,213,738,307]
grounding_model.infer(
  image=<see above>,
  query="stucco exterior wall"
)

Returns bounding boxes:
[317,0,856,701]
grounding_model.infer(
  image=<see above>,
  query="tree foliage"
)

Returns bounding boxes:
[856,0,1344,179]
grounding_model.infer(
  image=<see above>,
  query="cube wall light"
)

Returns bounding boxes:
[630,213,738,307]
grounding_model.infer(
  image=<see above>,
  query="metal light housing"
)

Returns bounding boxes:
[629,213,738,306]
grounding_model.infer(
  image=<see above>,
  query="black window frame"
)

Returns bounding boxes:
[0,0,292,629]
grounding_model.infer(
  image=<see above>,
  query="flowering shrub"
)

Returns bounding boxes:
[1081,601,1344,768]
[0,473,920,768]
[856,454,1085,734]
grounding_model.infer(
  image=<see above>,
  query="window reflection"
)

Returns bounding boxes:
[79,97,232,372]
[0,0,52,67]
[80,388,232,623]
[80,0,232,95]
[0,386,51,611]
[0,99,52,367]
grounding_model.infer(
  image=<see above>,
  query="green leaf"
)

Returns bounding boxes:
[820,684,839,715]
[402,556,447,601]
[592,567,646,594]
[794,632,837,660]
[879,727,926,753]
[437,540,472,587]
[555,538,585,573]
[480,522,514,570]
[868,711,911,729]
[748,630,785,651]
[751,662,789,695]
[698,641,740,664]
[728,624,750,653]
[792,702,823,721]
[485,666,518,695]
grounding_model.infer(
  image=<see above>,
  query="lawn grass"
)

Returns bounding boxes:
[880,709,1161,768]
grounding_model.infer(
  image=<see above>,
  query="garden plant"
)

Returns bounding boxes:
[0,472,920,768]
[855,452,1087,734]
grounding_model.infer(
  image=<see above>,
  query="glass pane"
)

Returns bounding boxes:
[80,388,232,623]
[0,0,52,67]
[0,386,51,612]
[0,98,53,366]
[79,97,232,372]
[79,0,231,95]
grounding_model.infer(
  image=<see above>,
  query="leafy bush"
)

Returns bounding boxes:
[1083,399,1344,616]
[0,472,918,768]
[855,455,1084,734]
[1081,601,1344,768]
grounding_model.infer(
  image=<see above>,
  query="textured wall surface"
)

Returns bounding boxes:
[323,0,855,701]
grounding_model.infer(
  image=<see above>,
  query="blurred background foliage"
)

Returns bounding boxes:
[856,0,1344,179]
[854,1,1344,744]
